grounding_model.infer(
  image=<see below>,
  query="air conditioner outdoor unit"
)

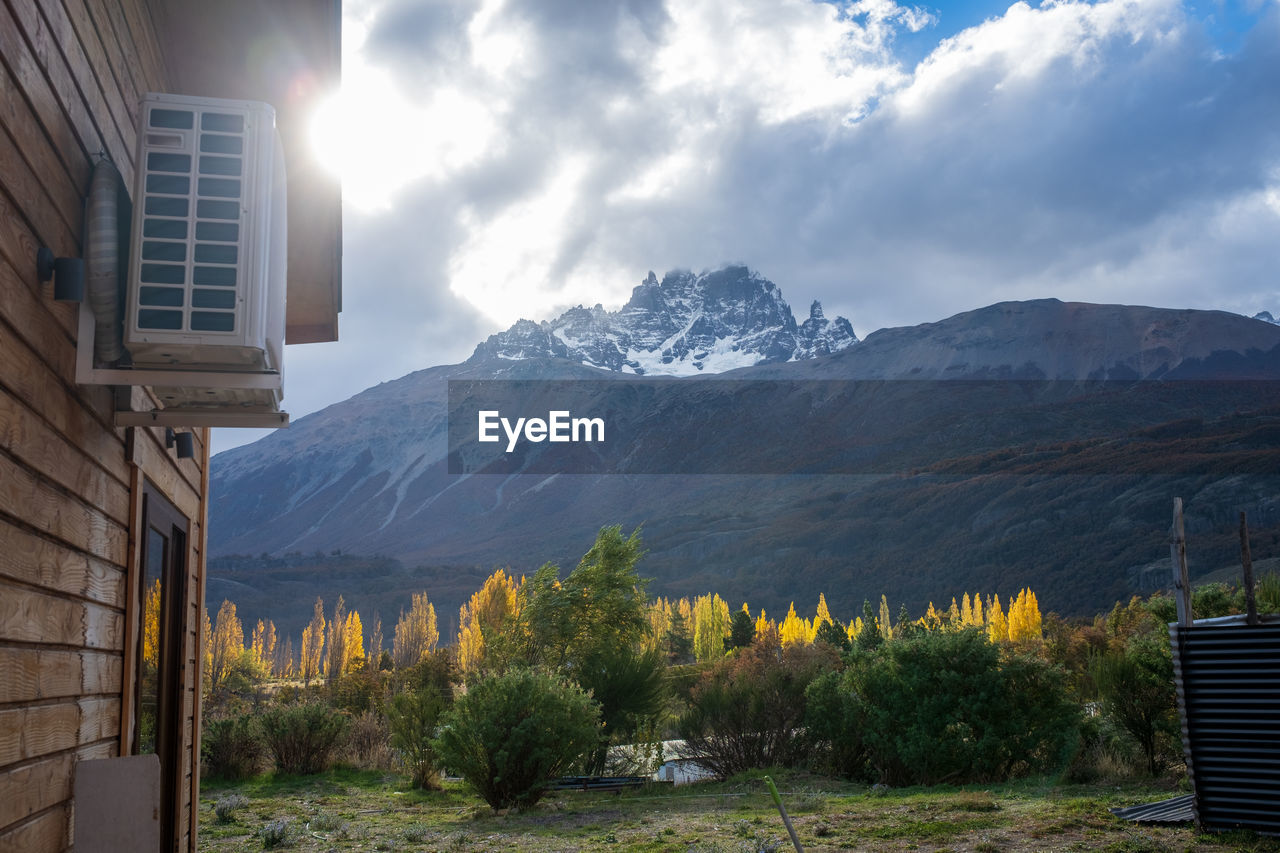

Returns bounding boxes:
[123,92,286,410]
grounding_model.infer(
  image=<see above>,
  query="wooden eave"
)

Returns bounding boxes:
[150,0,343,344]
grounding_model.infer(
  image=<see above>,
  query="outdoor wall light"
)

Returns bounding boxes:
[165,428,196,459]
[36,247,85,302]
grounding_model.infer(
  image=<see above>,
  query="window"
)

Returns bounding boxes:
[134,483,189,852]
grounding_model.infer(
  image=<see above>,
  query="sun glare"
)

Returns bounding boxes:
[310,28,498,212]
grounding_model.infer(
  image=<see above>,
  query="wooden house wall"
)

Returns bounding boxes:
[0,1,209,850]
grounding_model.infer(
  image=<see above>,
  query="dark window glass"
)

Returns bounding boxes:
[150,109,193,129]
[201,112,244,133]
[200,134,243,155]
[145,197,188,217]
[143,219,187,240]
[196,199,239,220]
[141,242,186,262]
[193,266,236,287]
[147,153,191,173]
[193,244,237,264]
[140,263,185,285]
[137,309,183,330]
[197,177,241,199]
[192,288,236,309]
[145,174,189,195]
[198,156,242,177]
[195,221,238,242]
[191,311,234,332]
[139,287,185,307]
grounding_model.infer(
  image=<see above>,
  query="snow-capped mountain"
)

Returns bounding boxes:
[1255,311,1278,326]
[468,266,857,375]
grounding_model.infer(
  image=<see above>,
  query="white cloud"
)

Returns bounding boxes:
[247,0,1280,454]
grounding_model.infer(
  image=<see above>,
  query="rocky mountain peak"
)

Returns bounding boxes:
[468,266,858,375]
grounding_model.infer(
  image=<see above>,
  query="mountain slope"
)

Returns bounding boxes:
[209,294,1280,632]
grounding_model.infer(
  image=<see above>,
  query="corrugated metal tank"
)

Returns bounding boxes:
[1171,614,1280,836]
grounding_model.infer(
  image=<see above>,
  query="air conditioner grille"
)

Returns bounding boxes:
[134,104,253,336]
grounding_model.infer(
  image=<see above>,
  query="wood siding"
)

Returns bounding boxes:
[0,1,209,851]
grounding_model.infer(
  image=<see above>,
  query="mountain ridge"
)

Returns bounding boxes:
[208,282,1280,632]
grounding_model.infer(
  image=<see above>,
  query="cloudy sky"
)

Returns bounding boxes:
[214,0,1280,454]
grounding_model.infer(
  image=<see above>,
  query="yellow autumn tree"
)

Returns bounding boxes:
[779,602,810,647]
[200,607,212,692]
[142,579,161,670]
[692,593,731,661]
[879,595,894,641]
[344,610,365,672]
[300,597,325,685]
[972,593,984,627]
[1007,588,1043,643]
[393,592,439,668]
[209,599,244,688]
[756,608,775,640]
[249,619,276,677]
[457,569,519,675]
[814,594,833,633]
[987,594,1008,643]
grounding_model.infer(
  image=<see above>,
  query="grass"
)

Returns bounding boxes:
[199,768,1280,852]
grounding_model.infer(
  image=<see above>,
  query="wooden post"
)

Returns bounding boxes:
[1171,498,1192,627]
[1240,511,1259,626]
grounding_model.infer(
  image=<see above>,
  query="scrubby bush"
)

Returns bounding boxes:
[839,628,1078,786]
[341,709,394,770]
[202,713,263,780]
[259,702,349,775]
[432,668,600,811]
[387,688,446,788]
[213,793,248,823]
[258,817,294,849]
[676,637,836,778]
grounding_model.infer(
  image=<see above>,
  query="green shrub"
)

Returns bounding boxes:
[804,670,866,778]
[843,628,1078,786]
[432,668,599,811]
[258,702,349,775]
[676,638,836,778]
[202,713,263,780]
[387,688,446,788]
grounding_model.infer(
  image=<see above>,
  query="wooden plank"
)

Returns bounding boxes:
[0,391,131,524]
[97,1,146,118]
[78,697,120,744]
[0,260,122,443]
[117,0,169,93]
[0,249,82,387]
[0,648,121,704]
[74,739,117,761]
[0,121,79,256]
[0,702,79,766]
[0,578,123,649]
[128,432,200,522]
[67,0,140,131]
[0,519,126,607]
[0,802,68,851]
[0,56,84,241]
[0,0,91,187]
[0,451,127,563]
[0,752,73,831]
[4,0,131,184]
[50,0,137,162]
[129,416,206,499]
